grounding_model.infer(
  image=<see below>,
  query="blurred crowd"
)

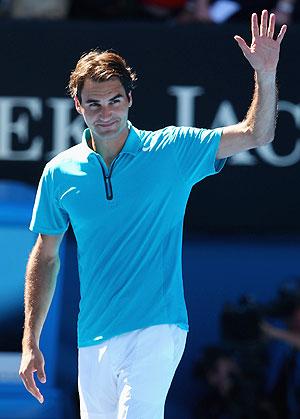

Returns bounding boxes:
[193,280,300,419]
[0,0,299,24]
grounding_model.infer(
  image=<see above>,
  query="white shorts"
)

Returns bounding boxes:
[78,324,187,419]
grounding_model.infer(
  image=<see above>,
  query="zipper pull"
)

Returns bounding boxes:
[104,174,113,200]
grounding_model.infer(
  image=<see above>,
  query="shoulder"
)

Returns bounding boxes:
[136,126,222,150]
[136,125,219,140]
[135,125,187,152]
[136,125,181,139]
[44,143,86,175]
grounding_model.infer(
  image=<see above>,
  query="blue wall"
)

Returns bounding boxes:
[165,235,300,417]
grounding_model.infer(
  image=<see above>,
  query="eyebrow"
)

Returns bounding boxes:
[86,94,123,104]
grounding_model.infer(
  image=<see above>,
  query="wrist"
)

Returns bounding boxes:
[255,70,276,84]
[22,332,39,350]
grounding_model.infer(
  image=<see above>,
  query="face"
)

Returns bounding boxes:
[75,77,132,143]
[207,358,239,396]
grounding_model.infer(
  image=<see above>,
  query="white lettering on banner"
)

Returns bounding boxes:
[0,94,299,166]
[168,86,300,167]
[0,97,43,160]
[47,98,84,159]
[168,86,204,126]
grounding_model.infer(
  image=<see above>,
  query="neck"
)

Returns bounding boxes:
[90,126,129,167]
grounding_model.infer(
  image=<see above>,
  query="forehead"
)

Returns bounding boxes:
[81,77,126,100]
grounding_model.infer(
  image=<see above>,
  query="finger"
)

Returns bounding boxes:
[277,24,288,44]
[37,364,47,384]
[20,371,44,403]
[234,35,251,56]
[267,13,276,38]
[22,376,42,400]
[260,9,268,37]
[251,13,259,39]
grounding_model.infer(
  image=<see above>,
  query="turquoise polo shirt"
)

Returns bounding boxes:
[30,122,225,348]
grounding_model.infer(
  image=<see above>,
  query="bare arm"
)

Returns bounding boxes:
[262,321,300,350]
[217,10,287,159]
[19,233,64,403]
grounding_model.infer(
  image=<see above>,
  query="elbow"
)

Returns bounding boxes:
[257,134,274,146]
[31,242,60,268]
[249,128,275,147]
[41,254,61,278]
[46,255,60,268]
[36,251,60,269]
[34,234,62,266]
[243,120,275,147]
[42,252,60,271]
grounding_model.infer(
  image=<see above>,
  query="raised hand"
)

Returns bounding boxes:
[234,10,287,74]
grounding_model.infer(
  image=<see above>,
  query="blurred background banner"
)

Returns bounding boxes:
[0,20,299,233]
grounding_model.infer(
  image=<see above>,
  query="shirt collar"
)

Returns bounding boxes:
[81,121,142,156]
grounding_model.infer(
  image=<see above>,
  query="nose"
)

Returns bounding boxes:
[99,106,112,121]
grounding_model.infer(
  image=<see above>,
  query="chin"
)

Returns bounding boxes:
[99,124,126,138]
[94,126,118,138]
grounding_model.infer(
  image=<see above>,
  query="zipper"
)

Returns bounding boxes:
[104,173,113,200]
[99,156,119,201]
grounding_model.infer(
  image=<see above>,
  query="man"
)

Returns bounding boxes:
[261,284,300,418]
[19,10,286,419]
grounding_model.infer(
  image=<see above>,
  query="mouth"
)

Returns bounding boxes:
[97,121,117,128]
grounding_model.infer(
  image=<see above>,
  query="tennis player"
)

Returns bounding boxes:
[19,10,286,419]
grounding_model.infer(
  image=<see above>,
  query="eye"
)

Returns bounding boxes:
[111,98,121,105]
[89,103,100,109]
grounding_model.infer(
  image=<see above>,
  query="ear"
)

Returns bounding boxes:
[128,92,133,108]
[74,96,82,114]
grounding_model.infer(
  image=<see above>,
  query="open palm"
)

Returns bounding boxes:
[234,10,287,73]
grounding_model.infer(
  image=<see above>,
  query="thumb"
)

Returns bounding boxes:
[234,35,250,56]
[37,366,46,384]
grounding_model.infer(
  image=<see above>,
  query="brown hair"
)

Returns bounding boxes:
[68,49,137,102]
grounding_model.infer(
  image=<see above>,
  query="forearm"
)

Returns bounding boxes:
[265,325,300,350]
[22,246,60,349]
[218,71,278,158]
[242,71,278,145]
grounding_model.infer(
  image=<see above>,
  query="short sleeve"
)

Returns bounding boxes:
[29,164,69,235]
[171,126,226,186]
